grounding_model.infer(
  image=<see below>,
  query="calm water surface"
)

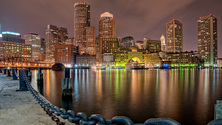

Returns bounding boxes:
[31,69,222,125]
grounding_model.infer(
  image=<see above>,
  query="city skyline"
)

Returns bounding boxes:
[0,0,222,57]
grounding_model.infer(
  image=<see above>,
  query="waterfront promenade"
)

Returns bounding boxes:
[0,73,72,125]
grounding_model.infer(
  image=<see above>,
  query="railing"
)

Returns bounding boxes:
[17,69,221,125]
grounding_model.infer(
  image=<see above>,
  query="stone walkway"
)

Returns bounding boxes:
[0,73,73,125]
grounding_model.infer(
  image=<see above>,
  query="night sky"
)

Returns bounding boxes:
[0,0,222,57]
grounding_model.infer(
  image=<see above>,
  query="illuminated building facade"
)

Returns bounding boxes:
[1,31,25,43]
[0,41,32,65]
[86,26,95,55]
[54,45,78,67]
[99,12,116,38]
[65,38,74,45]
[197,14,217,67]
[167,51,203,67]
[74,2,90,54]
[102,53,115,66]
[120,36,134,49]
[166,19,183,53]
[160,34,166,51]
[101,37,120,54]
[76,55,96,67]
[24,33,41,61]
[144,53,162,68]
[143,38,161,53]
[45,25,68,63]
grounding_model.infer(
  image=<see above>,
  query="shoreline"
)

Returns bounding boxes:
[0,73,72,125]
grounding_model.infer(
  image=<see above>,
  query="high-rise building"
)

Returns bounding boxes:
[1,31,25,43]
[24,33,41,61]
[74,2,90,55]
[197,14,217,67]
[121,36,134,49]
[166,19,183,53]
[86,26,95,55]
[99,12,116,38]
[45,25,68,63]
[160,34,166,51]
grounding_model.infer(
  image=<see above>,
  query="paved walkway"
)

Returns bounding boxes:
[0,73,73,125]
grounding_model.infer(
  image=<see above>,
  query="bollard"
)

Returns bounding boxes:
[28,70,32,83]
[0,69,2,73]
[16,69,28,91]
[4,68,6,74]
[62,68,72,97]
[37,68,43,94]
[7,69,12,77]
[12,68,18,80]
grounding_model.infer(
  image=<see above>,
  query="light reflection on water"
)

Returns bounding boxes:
[31,68,222,125]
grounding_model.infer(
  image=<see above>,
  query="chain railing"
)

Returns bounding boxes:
[18,69,221,125]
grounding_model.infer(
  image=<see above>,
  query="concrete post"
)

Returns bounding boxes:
[4,68,6,74]
[7,69,11,77]
[37,68,43,94]
[12,68,18,80]
[62,68,72,97]
[16,69,28,91]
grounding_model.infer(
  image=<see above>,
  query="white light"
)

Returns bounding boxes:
[0,34,2,37]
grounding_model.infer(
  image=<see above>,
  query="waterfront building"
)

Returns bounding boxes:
[120,36,134,49]
[197,14,217,67]
[166,19,183,53]
[101,37,120,54]
[113,49,129,67]
[144,38,161,53]
[167,51,203,67]
[74,2,90,54]
[0,40,32,66]
[45,25,68,63]
[144,53,162,68]
[24,33,41,61]
[1,31,25,43]
[86,26,95,55]
[160,34,166,51]
[102,53,115,66]
[76,55,96,67]
[99,12,116,38]
[54,45,78,67]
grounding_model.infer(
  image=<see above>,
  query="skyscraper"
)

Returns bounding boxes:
[197,14,217,67]
[86,26,95,55]
[160,34,166,51]
[24,33,41,61]
[45,25,68,63]
[99,12,116,38]
[166,19,183,53]
[74,2,90,55]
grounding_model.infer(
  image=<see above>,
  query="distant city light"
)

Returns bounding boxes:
[2,31,20,36]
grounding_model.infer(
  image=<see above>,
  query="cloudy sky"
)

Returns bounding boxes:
[0,0,221,57]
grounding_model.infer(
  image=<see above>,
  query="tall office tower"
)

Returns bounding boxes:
[197,14,217,67]
[166,19,183,53]
[121,36,134,49]
[24,33,41,61]
[86,26,95,55]
[74,2,90,55]
[99,12,116,38]
[1,31,25,43]
[160,34,166,51]
[45,25,68,63]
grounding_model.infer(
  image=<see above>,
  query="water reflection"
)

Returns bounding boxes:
[31,69,222,125]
